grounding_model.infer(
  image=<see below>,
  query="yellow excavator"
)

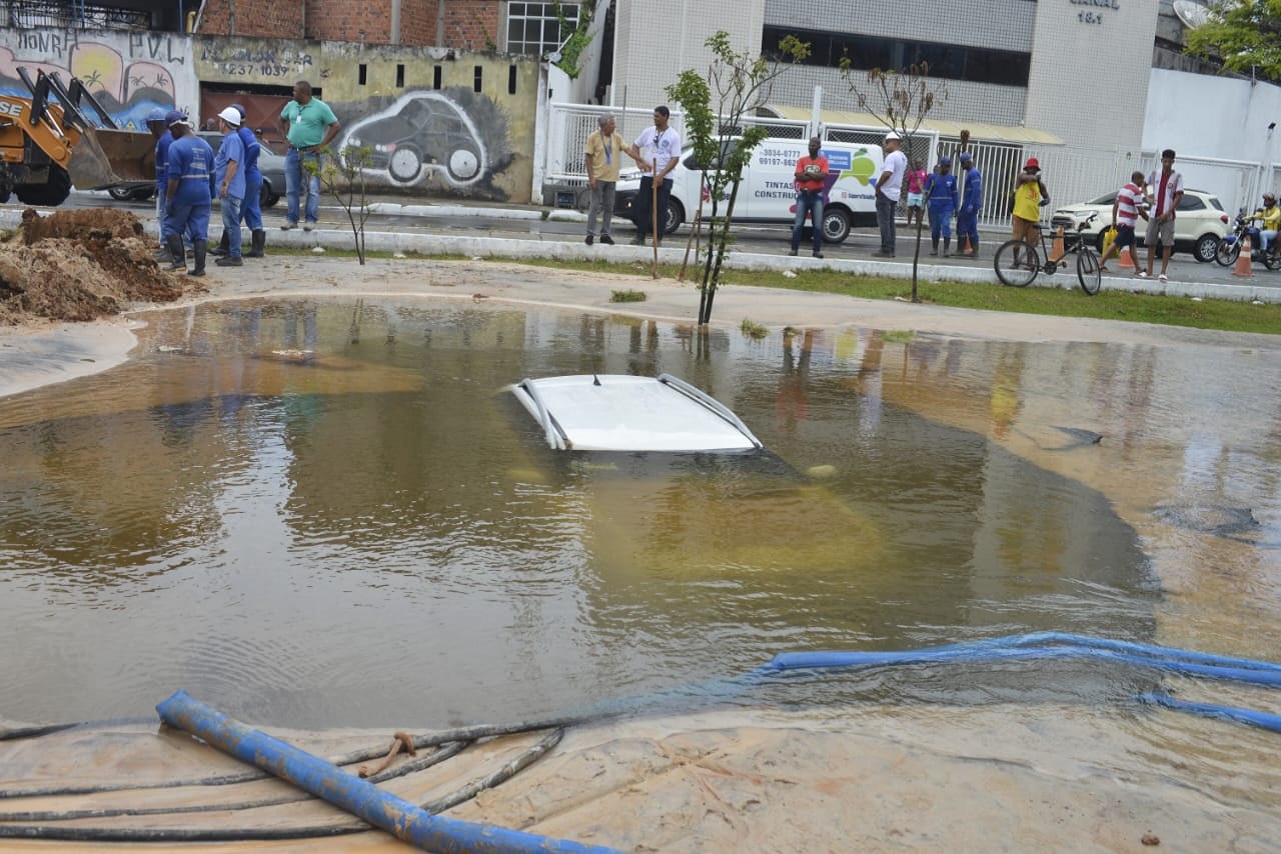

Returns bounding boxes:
[0,67,157,206]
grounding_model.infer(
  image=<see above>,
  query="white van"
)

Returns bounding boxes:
[613,138,883,244]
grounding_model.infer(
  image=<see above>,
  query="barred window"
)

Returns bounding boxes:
[507,2,579,57]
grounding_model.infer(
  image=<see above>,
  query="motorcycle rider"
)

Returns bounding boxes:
[1251,192,1280,259]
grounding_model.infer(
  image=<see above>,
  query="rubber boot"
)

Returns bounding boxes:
[943,236,952,257]
[153,244,171,262]
[189,240,207,277]
[248,229,266,258]
[209,230,230,257]
[163,234,187,272]
[929,238,938,256]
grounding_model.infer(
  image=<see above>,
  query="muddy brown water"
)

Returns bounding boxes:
[0,297,1279,734]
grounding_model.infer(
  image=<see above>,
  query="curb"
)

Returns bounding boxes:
[7,207,1281,305]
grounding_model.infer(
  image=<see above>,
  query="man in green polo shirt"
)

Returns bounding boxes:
[278,80,342,231]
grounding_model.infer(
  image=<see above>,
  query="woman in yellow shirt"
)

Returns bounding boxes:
[1011,157,1049,246]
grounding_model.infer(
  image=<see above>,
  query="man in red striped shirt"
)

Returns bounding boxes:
[1140,149,1183,281]
[1098,170,1148,273]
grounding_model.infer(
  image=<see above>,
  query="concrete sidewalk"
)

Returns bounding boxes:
[300,199,1281,305]
[13,197,1281,304]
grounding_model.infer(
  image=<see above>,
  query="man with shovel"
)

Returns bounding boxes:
[626,106,681,247]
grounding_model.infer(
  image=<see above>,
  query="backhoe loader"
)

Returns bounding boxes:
[0,67,157,206]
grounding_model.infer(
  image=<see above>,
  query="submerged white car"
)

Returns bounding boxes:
[1051,188,1229,263]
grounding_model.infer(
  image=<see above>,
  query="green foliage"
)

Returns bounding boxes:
[609,288,647,303]
[1185,1,1281,80]
[665,30,810,325]
[305,145,374,265]
[740,318,769,339]
[881,330,917,343]
[552,0,595,79]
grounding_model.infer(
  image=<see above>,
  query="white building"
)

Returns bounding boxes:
[545,0,1274,217]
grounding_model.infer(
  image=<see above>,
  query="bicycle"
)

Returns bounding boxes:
[994,211,1103,295]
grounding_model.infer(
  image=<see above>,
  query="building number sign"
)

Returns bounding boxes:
[1071,0,1118,25]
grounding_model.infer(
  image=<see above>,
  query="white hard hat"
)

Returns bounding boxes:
[884,131,901,141]
[217,106,241,126]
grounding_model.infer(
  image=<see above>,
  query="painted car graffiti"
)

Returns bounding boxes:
[341,92,487,188]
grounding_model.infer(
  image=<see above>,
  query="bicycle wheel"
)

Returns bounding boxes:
[1076,247,1102,295]
[994,239,1040,287]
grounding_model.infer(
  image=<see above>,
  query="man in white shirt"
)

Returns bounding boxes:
[873,131,908,257]
[626,105,681,246]
[1140,148,1183,282]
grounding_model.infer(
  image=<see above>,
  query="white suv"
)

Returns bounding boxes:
[1051,189,1229,263]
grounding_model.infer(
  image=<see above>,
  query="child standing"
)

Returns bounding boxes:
[905,158,928,227]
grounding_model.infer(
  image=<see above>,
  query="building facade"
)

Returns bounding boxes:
[606,0,1158,151]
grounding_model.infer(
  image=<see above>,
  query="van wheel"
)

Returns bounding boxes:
[664,199,685,235]
[822,208,851,244]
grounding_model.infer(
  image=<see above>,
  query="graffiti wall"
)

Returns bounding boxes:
[0,29,540,202]
[0,29,200,130]
[194,37,540,202]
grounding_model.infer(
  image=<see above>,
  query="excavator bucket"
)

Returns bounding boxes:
[66,126,156,190]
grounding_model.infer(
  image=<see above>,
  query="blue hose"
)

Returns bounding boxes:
[761,644,1281,686]
[156,690,620,854]
[1139,692,1281,732]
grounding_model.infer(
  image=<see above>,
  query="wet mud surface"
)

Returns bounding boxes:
[0,208,186,326]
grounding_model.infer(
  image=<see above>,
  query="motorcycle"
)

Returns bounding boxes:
[1215,210,1281,269]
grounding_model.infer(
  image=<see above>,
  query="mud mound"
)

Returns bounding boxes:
[0,208,187,326]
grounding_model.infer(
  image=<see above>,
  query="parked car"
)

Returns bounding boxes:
[104,135,285,209]
[1051,188,1228,263]
[107,182,155,202]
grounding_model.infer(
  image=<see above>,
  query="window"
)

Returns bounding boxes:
[507,2,580,57]
[763,26,1032,88]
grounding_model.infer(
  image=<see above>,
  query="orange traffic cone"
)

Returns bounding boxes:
[1233,234,1254,278]
[1118,242,1136,269]
[1049,226,1066,264]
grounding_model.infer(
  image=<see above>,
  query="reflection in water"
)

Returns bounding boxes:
[1,297,1276,729]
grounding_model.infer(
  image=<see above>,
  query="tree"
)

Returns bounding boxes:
[1185,1,1281,81]
[306,145,375,264]
[666,31,809,325]
[551,1,595,79]
[840,60,948,303]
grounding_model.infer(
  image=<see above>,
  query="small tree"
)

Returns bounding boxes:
[1185,1,1281,81]
[306,145,374,264]
[550,0,596,79]
[840,61,947,303]
[667,31,809,325]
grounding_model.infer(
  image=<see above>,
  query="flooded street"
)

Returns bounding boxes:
[2,293,1278,725]
[2,262,1281,849]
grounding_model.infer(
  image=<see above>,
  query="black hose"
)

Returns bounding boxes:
[0,741,472,823]
[0,729,565,843]
[0,711,603,800]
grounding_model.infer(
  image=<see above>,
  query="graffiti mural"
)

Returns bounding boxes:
[336,88,513,199]
[0,32,187,130]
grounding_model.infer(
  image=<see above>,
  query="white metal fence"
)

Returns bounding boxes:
[539,102,1268,226]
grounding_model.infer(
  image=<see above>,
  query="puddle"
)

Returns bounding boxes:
[0,297,1276,731]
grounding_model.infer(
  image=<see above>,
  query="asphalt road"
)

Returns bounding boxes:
[34,190,1281,292]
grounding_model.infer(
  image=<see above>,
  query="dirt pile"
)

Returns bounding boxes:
[0,208,188,326]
